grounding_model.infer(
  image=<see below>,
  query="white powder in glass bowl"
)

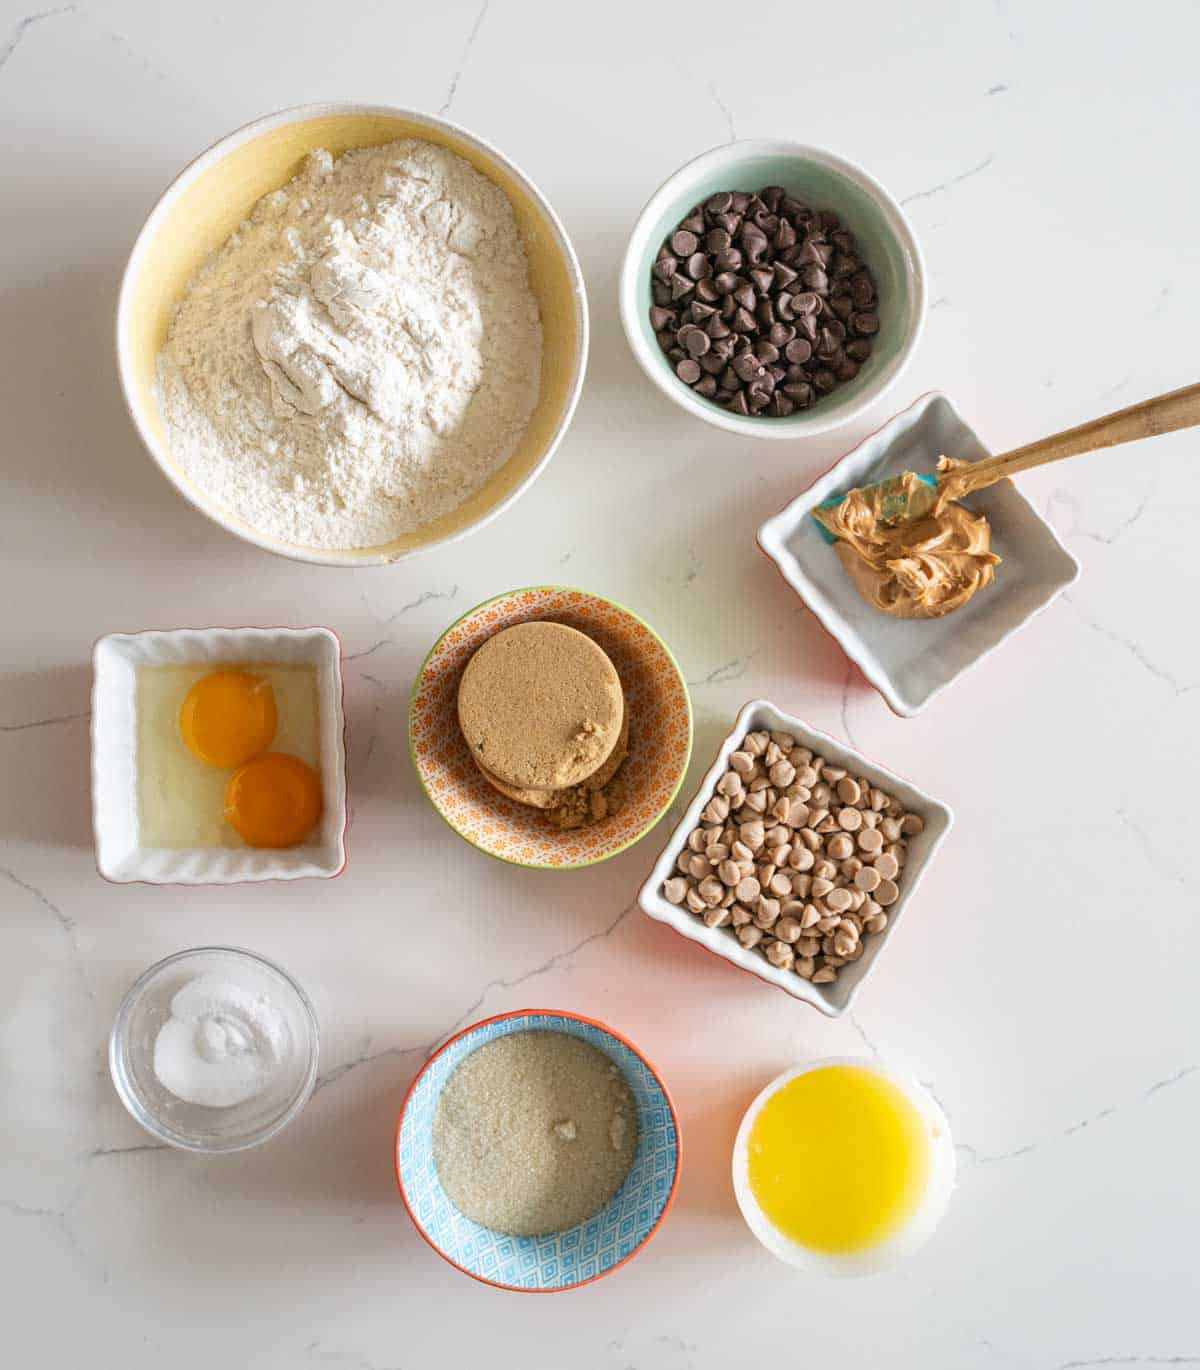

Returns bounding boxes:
[155,139,543,550]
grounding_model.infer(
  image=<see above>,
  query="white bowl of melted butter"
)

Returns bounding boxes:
[732,1057,955,1276]
[91,626,346,883]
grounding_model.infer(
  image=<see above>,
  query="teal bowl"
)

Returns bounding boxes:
[619,140,926,439]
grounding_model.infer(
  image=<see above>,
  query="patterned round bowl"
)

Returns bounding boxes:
[409,586,693,868]
[394,1009,682,1292]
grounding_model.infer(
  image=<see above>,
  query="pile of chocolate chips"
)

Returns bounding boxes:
[649,187,880,417]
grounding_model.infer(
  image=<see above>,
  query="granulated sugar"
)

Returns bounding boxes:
[156,139,542,550]
[432,1030,638,1236]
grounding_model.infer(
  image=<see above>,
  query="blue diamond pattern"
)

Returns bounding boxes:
[397,1012,679,1290]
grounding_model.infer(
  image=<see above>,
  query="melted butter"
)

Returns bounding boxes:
[747,1064,932,1253]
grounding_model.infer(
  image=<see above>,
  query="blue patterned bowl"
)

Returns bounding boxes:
[395,1009,681,1292]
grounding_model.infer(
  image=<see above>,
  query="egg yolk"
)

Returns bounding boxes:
[179,671,277,768]
[224,753,322,848]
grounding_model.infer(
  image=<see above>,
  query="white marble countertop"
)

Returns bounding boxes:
[2,0,1198,1364]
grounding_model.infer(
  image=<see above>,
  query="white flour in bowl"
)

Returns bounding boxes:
[155,140,543,550]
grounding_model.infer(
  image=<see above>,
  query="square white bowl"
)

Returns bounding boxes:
[637,700,952,1016]
[757,392,1080,716]
[92,627,347,884]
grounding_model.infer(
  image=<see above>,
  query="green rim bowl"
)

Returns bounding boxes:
[619,139,926,439]
[408,586,693,870]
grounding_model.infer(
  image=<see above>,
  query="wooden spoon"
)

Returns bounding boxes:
[837,382,1200,526]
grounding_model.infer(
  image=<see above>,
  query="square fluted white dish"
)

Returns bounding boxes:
[757,392,1080,716]
[638,700,952,1016]
[92,627,347,883]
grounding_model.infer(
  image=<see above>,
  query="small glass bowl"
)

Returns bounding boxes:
[109,946,319,1153]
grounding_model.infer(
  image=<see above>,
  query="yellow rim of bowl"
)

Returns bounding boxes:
[407,585,694,870]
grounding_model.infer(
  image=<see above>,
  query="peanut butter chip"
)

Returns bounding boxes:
[873,852,899,881]
[875,878,899,905]
[854,865,881,892]
[837,807,862,831]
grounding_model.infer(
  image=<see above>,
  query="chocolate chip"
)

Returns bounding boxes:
[714,271,740,295]
[784,338,812,364]
[768,322,793,347]
[750,267,774,294]
[812,367,837,393]
[685,329,711,357]
[670,230,698,257]
[773,219,797,251]
[649,306,675,331]
[730,353,763,383]
[850,272,875,308]
[829,294,854,321]
[652,282,672,306]
[707,316,731,340]
[706,227,732,254]
[670,275,695,301]
[699,352,726,374]
[652,255,677,282]
[714,212,741,236]
[695,374,719,397]
[655,329,674,353]
[769,392,796,417]
[800,263,829,292]
[686,253,711,280]
[713,248,743,272]
[850,311,880,335]
[732,284,755,311]
[705,191,733,214]
[695,277,721,303]
[733,306,758,333]
[730,191,751,212]
[773,262,799,290]
[676,358,701,384]
[690,301,717,322]
[817,327,842,360]
[729,389,751,415]
[681,212,705,235]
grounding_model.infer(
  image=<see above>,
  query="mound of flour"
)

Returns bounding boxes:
[156,140,543,549]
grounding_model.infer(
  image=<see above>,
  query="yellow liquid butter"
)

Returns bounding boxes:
[747,1064,932,1253]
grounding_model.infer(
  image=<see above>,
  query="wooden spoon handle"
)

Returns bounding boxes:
[947,381,1200,497]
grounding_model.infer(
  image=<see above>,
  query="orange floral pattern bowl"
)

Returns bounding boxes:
[409,587,693,869]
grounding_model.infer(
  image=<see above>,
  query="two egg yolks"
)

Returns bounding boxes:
[178,671,321,847]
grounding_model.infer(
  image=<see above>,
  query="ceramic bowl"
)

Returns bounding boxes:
[116,102,588,566]
[409,587,692,869]
[757,392,1081,716]
[637,699,952,1016]
[109,946,320,1153]
[394,1009,681,1292]
[731,1056,955,1275]
[91,626,347,883]
[619,139,925,439]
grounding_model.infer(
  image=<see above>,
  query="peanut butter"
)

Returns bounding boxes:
[815,457,1000,619]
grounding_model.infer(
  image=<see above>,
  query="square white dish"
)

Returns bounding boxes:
[92,627,347,884]
[757,392,1080,716]
[637,699,952,1017]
